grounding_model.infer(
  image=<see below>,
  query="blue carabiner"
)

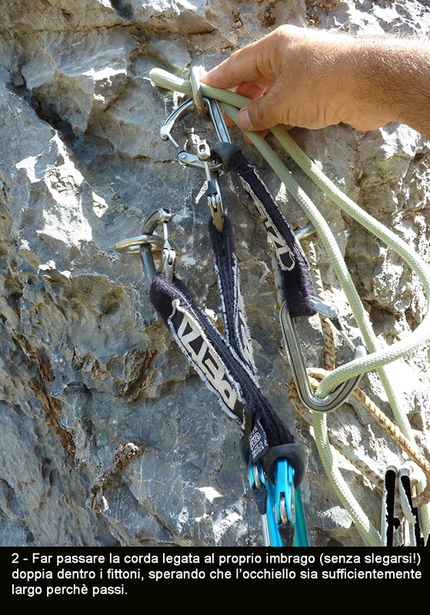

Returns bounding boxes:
[292,485,309,547]
[248,457,309,547]
[271,458,309,547]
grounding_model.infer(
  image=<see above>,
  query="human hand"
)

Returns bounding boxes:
[202,25,395,134]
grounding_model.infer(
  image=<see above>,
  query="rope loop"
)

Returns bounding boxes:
[149,67,430,544]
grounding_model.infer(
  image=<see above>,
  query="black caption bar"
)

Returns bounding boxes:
[1,546,428,601]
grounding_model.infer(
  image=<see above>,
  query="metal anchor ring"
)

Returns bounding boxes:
[114,233,164,254]
[189,65,206,117]
[115,208,175,286]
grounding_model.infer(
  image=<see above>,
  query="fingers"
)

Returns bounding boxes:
[236,79,290,131]
[233,81,267,102]
[202,25,354,133]
[202,42,270,91]
[202,27,293,132]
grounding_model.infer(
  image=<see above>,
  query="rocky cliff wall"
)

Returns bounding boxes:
[1,0,430,548]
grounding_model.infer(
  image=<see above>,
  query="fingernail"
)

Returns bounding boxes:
[236,108,252,131]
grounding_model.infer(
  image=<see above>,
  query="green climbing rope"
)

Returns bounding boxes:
[149,67,430,544]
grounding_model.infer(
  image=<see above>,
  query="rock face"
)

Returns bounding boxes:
[1,0,430,547]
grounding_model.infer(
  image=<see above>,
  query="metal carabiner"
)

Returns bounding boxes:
[248,457,308,546]
[280,301,367,412]
[273,458,295,526]
[115,207,175,287]
[159,95,231,232]
[160,97,228,168]
[265,458,295,546]
[272,225,367,413]
[248,460,272,546]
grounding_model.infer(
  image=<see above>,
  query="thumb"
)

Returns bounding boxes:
[236,86,286,132]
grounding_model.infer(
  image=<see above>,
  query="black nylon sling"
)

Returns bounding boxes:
[212,142,316,319]
[149,214,305,483]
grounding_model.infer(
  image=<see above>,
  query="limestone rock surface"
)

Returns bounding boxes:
[1,0,430,548]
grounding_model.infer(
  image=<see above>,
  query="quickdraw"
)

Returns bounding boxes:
[116,91,313,546]
[114,66,430,547]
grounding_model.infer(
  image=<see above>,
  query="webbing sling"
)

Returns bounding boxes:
[149,67,430,545]
[115,92,312,544]
[149,214,307,545]
[149,68,430,396]
[212,143,316,319]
